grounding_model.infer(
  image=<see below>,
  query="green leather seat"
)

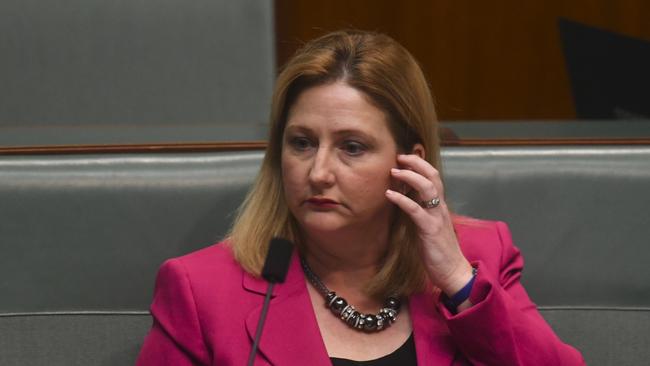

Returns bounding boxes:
[1,146,649,365]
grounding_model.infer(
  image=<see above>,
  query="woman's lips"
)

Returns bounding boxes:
[306,198,339,208]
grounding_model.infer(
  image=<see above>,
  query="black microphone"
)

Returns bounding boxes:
[261,237,293,283]
[247,237,293,366]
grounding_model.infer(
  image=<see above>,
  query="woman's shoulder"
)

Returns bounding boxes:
[452,215,519,264]
[452,215,511,239]
[158,240,243,286]
[173,239,236,265]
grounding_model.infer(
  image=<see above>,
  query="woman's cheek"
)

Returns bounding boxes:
[282,170,302,206]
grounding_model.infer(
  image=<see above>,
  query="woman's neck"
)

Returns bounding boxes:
[301,227,390,305]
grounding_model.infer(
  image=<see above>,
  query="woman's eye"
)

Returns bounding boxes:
[342,141,366,156]
[288,137,313,151]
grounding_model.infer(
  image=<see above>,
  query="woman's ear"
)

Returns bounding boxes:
[411,143,425,159]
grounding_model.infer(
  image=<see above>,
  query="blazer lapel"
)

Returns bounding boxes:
[244,252,331,366]
[410,287,459,365]
[243,253,460,365]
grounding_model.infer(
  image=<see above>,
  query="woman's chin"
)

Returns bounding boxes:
[297,213,352,234]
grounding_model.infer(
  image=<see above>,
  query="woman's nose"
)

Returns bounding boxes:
[308,148,335,187]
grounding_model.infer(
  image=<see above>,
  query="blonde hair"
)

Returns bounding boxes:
[228,30,441,298]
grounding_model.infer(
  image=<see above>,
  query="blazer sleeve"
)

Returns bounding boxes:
[437,221,585,366]
[136,258,211,366]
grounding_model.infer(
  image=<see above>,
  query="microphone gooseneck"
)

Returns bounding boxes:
[247,238,293,366]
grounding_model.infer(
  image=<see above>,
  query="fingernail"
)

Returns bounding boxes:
[391,168,400,173]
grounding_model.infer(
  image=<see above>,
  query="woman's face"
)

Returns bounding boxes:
[281,82,400,236]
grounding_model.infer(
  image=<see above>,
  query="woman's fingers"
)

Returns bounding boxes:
[390,168,439,203]
[396,154,444,196]
[385,189,432,224]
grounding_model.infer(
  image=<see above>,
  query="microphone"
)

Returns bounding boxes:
[261,237,293,283]
[247,237,293,366]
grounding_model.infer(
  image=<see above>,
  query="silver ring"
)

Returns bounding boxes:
[421,197,440,209]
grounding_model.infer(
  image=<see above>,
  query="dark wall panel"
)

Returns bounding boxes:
[0,0,275,129]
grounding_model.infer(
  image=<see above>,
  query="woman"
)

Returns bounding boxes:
[137,30,584,365]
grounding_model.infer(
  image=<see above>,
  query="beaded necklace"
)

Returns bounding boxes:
[300,257,401,332]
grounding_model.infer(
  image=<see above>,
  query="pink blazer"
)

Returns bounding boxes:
[136,220,584,365]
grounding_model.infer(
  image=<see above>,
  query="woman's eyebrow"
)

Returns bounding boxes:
[284,125,378,143]
[284,124,312,134]
[332,129,378,142]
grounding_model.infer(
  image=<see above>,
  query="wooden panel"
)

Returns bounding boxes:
[275,0,650,121]
[3,138,650,155]
[0,142,267,155]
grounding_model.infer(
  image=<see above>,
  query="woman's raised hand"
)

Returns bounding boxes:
[385,154,474,297]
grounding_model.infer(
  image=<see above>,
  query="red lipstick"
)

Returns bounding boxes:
[306,197,339,208]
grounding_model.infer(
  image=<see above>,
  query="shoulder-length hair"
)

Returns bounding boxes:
[228,30,441,298]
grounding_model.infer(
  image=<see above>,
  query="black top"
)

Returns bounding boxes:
[330,333,417,366]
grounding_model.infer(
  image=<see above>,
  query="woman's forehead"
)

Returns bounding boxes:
[284,83,391,135]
